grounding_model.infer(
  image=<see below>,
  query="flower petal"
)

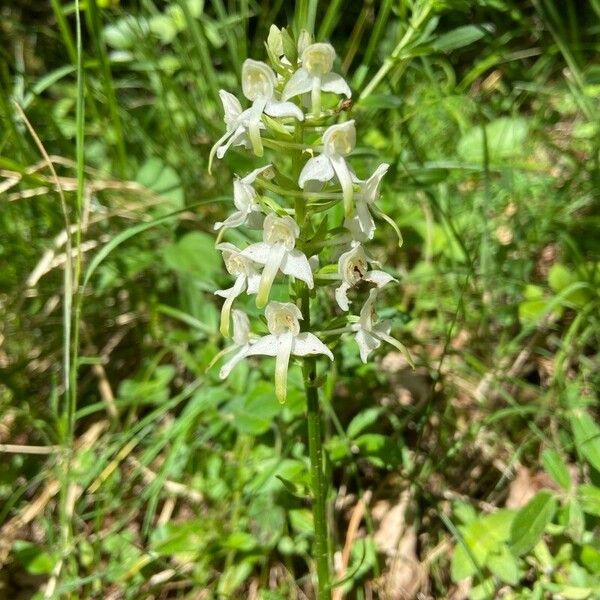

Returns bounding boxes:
[219,346,250,379]
[265,99,304,121]
[274,331,294,403]
[256,243,287,308]
[231,309,250,346]
[218,274,246,337]
[280,249,314,288]
[292,333,334,360]
[246,272,261,295]
[321,72,351,97]
[298,155,335,188]
[240,242,271,265]
[241,164,274,184]
[355,329,381,363]
[215,125,246,160]
[214,209,247,231]
[330,153,354,217]
[362,163,389,203]
[356,200,376,240]
[244,334,280,358]
[363,270,396,288]
[335,282,351,311]
[219,90,242,128]
[282,68,313,100]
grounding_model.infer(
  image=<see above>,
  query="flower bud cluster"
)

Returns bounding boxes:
[210,27,408,402]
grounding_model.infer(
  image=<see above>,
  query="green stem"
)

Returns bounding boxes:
[300,287,332,600]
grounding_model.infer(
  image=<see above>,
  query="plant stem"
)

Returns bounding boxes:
[300,286,332,600]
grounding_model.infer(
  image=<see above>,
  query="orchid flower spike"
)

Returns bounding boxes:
[235,302,333,403]
[282,43,351,117]
[344,163,389,241]
[209,60,303,171]
[335,243,396,311]
[215,165,273,233]
[241,213,314,308]
[351,288,409,364]
[215,243,261,337]
[299,120,356,217]
[217,310,252,378]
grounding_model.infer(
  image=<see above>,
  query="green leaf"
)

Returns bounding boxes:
[548,263,575,294]
[510,491,557,556]
[458,117,529,163]
[222,531,257,552]
[579,484,600,517]
[487,544,520,585]
[289,509,313,535]
[347,408,383,439]
[570,409,600,472]
[226,382,281,436]
[136,157,183,211]
[12,541,56,575]
[581,545,600,574]
[433,25,487,52]
[353,433,401,468]
[542,449,572,490]
[162,232,221,289]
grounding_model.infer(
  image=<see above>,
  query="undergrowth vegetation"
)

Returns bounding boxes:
[1,1,599,598]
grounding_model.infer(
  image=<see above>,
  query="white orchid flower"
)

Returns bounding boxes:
[299,120,356,217]
[351,289,407,363]
[209,60,304,170]
[215,165,273,232]
[215,243,261,337]
[241,213,314,308]
[344,163,389,241]
[224,301,333,403]
[282,43,351,116]
[216,310,252,378]
[335,243,395,311]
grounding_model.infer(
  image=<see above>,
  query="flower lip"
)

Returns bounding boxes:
[302,43,335,77]
[265,301,302,336]
[323,121,356,157]
[242,59,277,101]
[263,213,299,250]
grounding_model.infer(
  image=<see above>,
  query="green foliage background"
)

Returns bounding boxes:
[0,0,599,598]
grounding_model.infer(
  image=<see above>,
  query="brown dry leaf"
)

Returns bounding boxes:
[505,466,539,509]
[373,491,425,600]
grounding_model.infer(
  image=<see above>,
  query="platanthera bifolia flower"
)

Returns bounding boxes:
[352,289,408,363]
[282,43,351,116]
[241,213,313,308]
[335,243,395,311]
[215,165,274,233]
[299,121,356,217]
[215,243,261,337]
[223,302,333,403]
[217,310,252,378]
[209,60,303,169]
[344,163,389,241]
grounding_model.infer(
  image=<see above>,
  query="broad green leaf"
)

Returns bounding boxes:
[548,263,575,294]
[487,544,520,585]
[12,541,56,575]
[451,540,478,581]
[458,117,529,163]
[579,484,600,517]
[433,25,487,52]
[581,545,600,574]
[510,491,557,556]
[347,408,383,439]
[353,433,401,468]
[542,449,572,490]
[222,532,257,551]
[289,509,313,535]
[218,560,254,596]
[162,232,221,289]
[570,409,600,472]
[136,157,183,211]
